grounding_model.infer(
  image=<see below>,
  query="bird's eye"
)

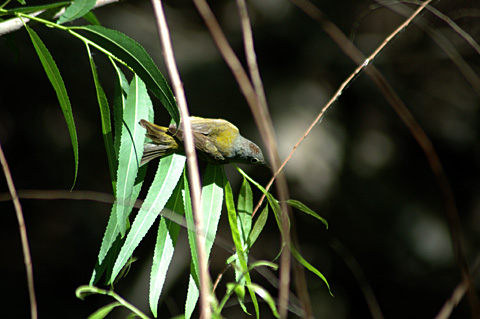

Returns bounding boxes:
[250,158,259,164]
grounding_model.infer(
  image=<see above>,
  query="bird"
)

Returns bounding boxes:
[139,117,268,167]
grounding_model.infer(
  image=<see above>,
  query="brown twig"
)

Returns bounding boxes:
[150,1,211,318]
[0,142,37,319]
[0,0,119,36]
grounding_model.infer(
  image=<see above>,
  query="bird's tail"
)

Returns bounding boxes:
[139,119,180,165]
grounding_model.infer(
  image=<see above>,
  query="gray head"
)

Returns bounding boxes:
[229,135,268,166]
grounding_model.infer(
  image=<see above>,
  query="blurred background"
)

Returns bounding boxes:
[1,0,479,318]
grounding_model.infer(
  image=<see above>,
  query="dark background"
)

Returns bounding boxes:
[1,0,479,318]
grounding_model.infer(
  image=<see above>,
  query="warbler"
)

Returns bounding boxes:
[139,117,268,166]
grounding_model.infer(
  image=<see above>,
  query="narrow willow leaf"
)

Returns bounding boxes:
[149,179,185,318]
[90,167,147,285]
[110,59,129,157]
[247,204,268,249]
[237,177,253,247]
[185,269,199,319]
[24,24,79,188]
[185,164,224,318]
[246,283,280,318]
[249,260,278,271]
[201,164,224,253]
[224,175,259,318]
[3,2,69,14]
[87,302,121,319]
[82,11,101,26]
[286,199,328,229]
[72,25,180,124]
[183,172,201,319]
[115,75,151,236]
[86,44,116,192]
[110,154,185,283]
[57,0,96,24]
[291,243,332,296]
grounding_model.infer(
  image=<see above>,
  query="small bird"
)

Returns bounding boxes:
[139,117,268,167]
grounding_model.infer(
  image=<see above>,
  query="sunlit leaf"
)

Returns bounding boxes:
[24,24,78,188]
[110,154,185,283]
[57,0,96,24]
[72,25,179,124]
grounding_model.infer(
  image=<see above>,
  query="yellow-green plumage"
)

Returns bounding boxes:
[139,117,268,166]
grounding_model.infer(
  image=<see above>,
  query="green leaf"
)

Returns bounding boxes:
[110,154,185,283]
[247,204,268,249]
[224,175,259,318]
[89,168,147,285]
[290,243,333,296]
[237,177,253,247]
[246,283,280,318]
[202,164,224,253]
[183,171,199,319]
[87,302,122,319]
[110,59,129,158]
[82,11,101,26]
[86,44,116,193]
[286,199,328,229]
[24,23,78,189]
[149,179,185,317]
[2,2,69,14]
[185,164,224,319]
[72,25,179,124]
[57,0,96,24]
[115,75,152,236]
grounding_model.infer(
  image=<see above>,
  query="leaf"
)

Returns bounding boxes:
[149,179,185,317]
[247,204,268,249]
[87,302,121,319]
[286,199,328,229]
[110,154,185,283]
[110,59,129,158]
[57,0,96,25]
[237,177,253,247]
[89,167,147,285]
[185,164,224,319]
[24,24,78,189]
[115,75,152,236]
[201,164,224,253]
[82,11,101,26]
[183,172,199,319]
[86,44,116,192]
[290,243,333,296]
[2,2,69,14]
[224,175,259,318]
[246,283,280,318]
[72,25,180,124]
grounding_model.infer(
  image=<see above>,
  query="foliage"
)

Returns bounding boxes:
[0,1,330,318]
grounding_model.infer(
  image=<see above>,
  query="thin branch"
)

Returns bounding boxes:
[150,1,211,318]
[435,257,480,319]
[0,142,37,319]
[0,0,118,36]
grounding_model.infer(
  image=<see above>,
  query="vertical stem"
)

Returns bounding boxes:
[150,1,211,318]
[0,142,37,319]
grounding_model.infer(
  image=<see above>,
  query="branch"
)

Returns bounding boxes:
[0,0,118,37]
